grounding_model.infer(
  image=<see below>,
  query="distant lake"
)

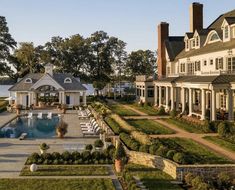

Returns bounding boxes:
[0,85,12,97]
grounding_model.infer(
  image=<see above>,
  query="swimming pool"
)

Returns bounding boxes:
[0,114,60,138]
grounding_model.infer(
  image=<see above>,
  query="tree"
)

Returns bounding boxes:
[0,16,17,77]
[126,50,156,80]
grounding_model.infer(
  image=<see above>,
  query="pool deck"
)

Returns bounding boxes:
[0,110,98,178]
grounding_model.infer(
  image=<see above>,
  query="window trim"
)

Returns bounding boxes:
[25,78,32,83]
[64,77,72,83]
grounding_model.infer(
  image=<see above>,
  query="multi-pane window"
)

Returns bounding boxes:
[215,58,223,70]
[204,60,207,66]
[147,86,154,98]
[227,57,235,72]
[187,63,194,74]
[142,90,145,97]
[210,59,213,65]
[167,66,170,75]
[194,90,200,106]
[196,36,199,46]
[180,63,185,72]
[220,94,226,109]
[192,40,195,48]
[186,40,189,49]
[224,26,229,39]
[195,61,201,71]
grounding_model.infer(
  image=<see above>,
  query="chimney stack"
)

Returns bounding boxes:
[190,2,203,32]
[157,22,169,79]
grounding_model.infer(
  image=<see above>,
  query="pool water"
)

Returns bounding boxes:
[0,115,60,138]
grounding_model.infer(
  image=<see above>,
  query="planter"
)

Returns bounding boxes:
[115,159,123,173]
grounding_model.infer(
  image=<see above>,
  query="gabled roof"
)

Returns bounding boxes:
[165,36,185,61]
[9,73,87,91]
[224,17,235,25]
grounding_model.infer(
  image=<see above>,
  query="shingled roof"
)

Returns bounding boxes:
[165,37,185,61]
[9,73,87,91]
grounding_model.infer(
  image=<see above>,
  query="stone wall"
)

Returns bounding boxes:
[127,150,235,181]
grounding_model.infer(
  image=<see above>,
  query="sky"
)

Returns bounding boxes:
[0,0,234,52]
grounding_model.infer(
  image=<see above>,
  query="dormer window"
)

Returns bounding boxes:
[186,40,189,49]
[64,77,72,83]
[224,26,229,39]
[25,78,32,83]
[204,31,221,45]
[210,33,219,42]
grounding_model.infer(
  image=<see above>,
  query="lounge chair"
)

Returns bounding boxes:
[19,133,27,140]
[27,112,33,119]
[47,112,52,119]
[37,112,43,119]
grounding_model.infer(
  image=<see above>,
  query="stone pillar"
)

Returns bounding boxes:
[201,89,206,120]
[188,88,192,116]
[227,89,234,121]
[159,86,162,106]
[83,91,87,106]
[211,90,216,121]
[154,85,158,106]
[181,88,185,113]
[165,86,169,109]
[78,92,80,105]
[171,87,174,110]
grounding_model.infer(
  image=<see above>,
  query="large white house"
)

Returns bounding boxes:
[9,64,87,108]
[136,3,235,121]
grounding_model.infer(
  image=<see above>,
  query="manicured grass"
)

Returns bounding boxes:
[163,118,204,133]
[126,164,183,190]
[104,117,122,134]
[171,137,233,164]
[130,104,159,115]
[126,119,175,135]
[20,165,109,176]
[203,136,235,152]
[109,104,139,116]
[0,178,115,190]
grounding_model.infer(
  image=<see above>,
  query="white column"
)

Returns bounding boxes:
[83,91,87,106]
[159,86,162,106]
[171,87,174,110]
[181,88,185,113]
[165,86,169,109]
[28,93,31,107]
[154,85,158,106]
[176,88,179,111]
[62,92,65,104]
[188,88,192,116]
[78,92,80,105]
[227,89,234,121]
[201,89,206,120]
[211,90,216,121]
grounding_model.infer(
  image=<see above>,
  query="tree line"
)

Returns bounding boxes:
[0,16,156,90]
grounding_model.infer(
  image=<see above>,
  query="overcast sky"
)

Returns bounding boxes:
[1,0,234,52]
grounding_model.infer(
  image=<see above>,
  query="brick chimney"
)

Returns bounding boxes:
[190,2,203,32]
[157,22,169,79]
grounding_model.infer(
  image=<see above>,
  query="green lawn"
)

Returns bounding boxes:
[171,138,233,164]
[163,118,204,133]
[0,179,115,190]
[129,104,159,115]
[126,164,183,190]
[20,165,109,176]
[109,104,139,116]
[203,136,235,152]
[104,117,122,134]
[126,119,175,135]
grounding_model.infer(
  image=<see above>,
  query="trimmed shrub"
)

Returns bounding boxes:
[149,144,158,155]
[173,152,186,164]
[62,151,71,161]
[81,151,91,161]
[94,139,104,148]
[157,106,165,115]
[105,117,122,135]
[156,145,168,157]
[170,109,177,118]
[166,150,176,160]
[217,172,231,189]
[72,151,80,160]
[85,144,93,151]
[131,131,151,145]
[130,142,140,151]
[184,172,194,186]
[51,152,61,160]
[218,122,231,137]
[191,176,204,189]
[92,151,101,160]
[41,153,52,161]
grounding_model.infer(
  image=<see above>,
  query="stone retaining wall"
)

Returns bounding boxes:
[127,150,235,180]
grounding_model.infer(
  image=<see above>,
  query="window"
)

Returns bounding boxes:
[187,63,194,74]
[167,67,170,75]
[191,40,195,48]
[186,40,189,49]
[195,61,201,71]
[64,77,72,83]
[196,36,199,46]
[204,60,207,66]
[215,58,223,70]
[194,90,200,106]
[209,33,219,42]
[227,57,235,72]
[147,86,154,98]
[220,94,227,109]
[180,63,185,72]
[224,26,229,39]
[210,59,213,65]
[25,78,32,83]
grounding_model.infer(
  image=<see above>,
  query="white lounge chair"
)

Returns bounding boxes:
[47,112,52,119]
[37,112,43,119]
[19,133,27,140]
[27,112,33,119]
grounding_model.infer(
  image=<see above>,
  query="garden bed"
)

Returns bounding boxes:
[104,117,122,135]
[108,104,140,116]
[20,165,109,176]
[203,136,235,152]
[126,119,175,135]
[129,103,160,115]
[0,178,115,190]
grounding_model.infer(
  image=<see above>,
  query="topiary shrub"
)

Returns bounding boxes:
[41,153,52,161]
[184,172,194,186]
[156,145,168,157]
[173,152,186,164]
[81,151,91,161]
[85,144,93,151]
[157,106,166,115]
[94,139,104,148]
[170,109,177,118]
[217,172,231,189]
[51,152,61,160]
[191,176,204,190]
[72,151,80,160]
[92,151,101,160]
[130,142,140,151]
[139,145,149,153]
[62,151,71,161]
[218,121,231,137]
[166,150,176,160]
[149,144,158,155]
